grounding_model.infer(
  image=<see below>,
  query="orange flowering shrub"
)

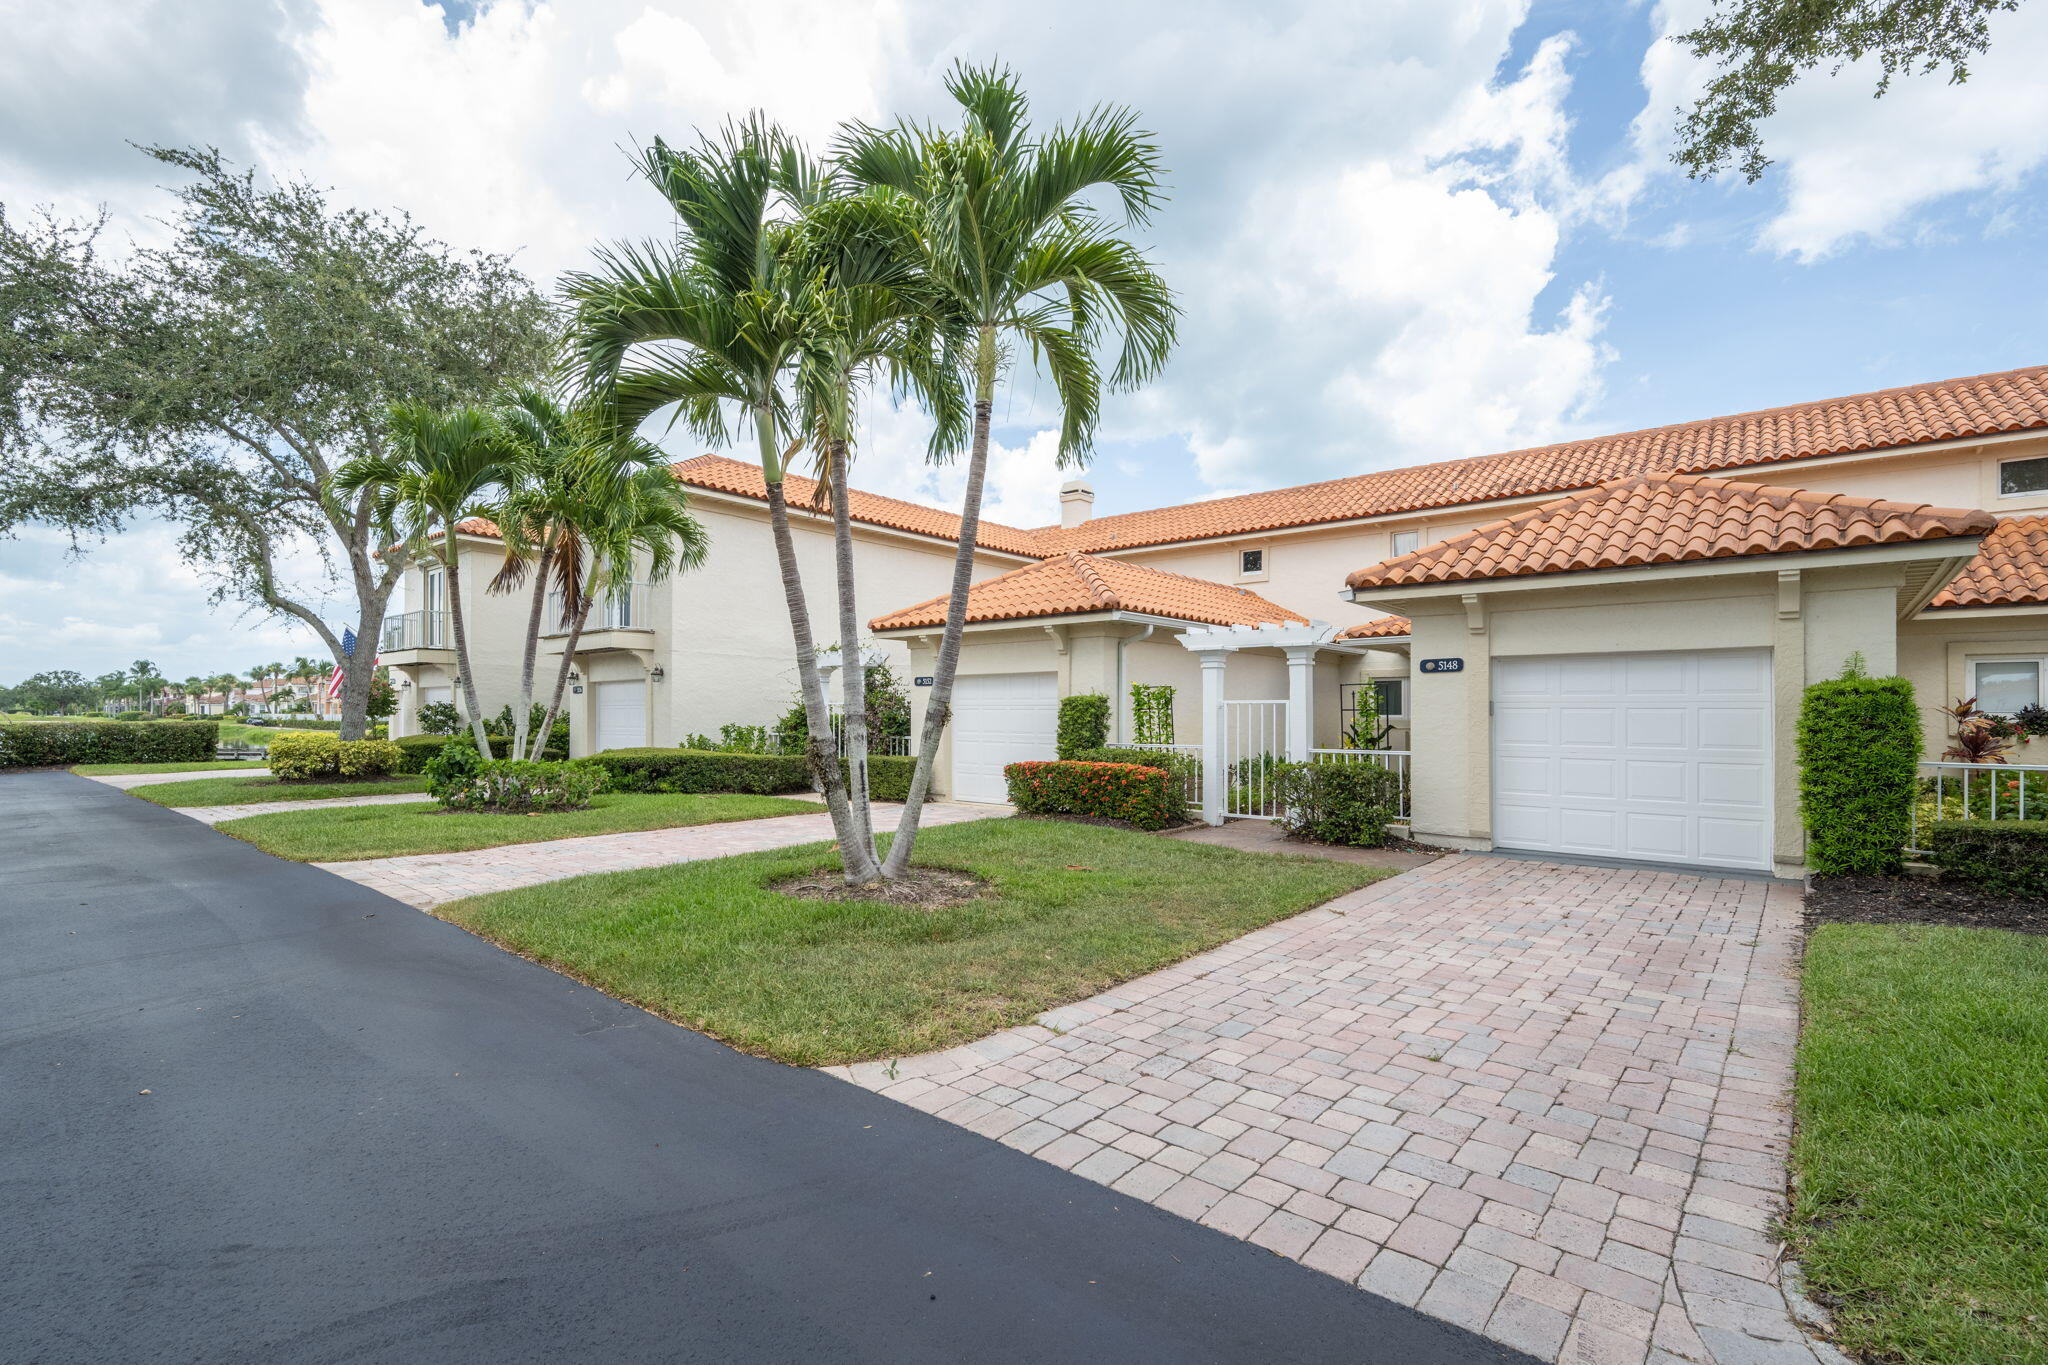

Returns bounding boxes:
[1004,760,1176,830]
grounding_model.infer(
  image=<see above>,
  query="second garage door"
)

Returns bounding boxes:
[950,672,1060,803]
[592,680,647,753]
[1492,649,1773,871]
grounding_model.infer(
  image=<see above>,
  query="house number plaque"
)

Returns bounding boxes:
[914,676,935,687]
[1418,658,1465,673]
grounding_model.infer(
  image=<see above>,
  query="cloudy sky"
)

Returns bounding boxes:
[5,0,2048,682]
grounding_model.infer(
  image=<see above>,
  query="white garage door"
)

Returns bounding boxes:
[421,685,452,709]
[951,672,1060,803]
[593,680,646,753]
[1492,649,1772,871]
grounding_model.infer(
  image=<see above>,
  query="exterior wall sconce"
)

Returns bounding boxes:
[567,669,581,683]
[650,667,665,681]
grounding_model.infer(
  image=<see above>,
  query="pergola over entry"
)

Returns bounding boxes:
[1176,620,1407,825]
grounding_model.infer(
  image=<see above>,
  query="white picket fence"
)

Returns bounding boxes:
[1908,759,2048,854]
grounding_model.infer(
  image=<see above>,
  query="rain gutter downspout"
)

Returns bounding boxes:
[1115,622,1159,744]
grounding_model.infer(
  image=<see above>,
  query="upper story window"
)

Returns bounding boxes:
[2000,455,2048,496]
[1973,657,2043,716]
[1239,548,1264,576]
[1390,530,1420,557]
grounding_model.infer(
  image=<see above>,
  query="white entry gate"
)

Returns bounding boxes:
[1219,699,1289,819]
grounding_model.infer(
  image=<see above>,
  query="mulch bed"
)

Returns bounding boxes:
[1806,873,2048,937]
[769,866,991,910]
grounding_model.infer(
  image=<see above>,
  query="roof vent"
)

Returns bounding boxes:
[1059,478,1095,528]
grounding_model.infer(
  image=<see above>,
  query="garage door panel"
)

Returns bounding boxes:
[1493,648,1772,871]
[593,681,645,752]
[951,672,1059,804]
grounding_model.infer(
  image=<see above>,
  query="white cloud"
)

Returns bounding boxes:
[1632,0,2048,261]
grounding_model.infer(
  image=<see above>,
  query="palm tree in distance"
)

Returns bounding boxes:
[836,62,1178,876]
[337,405,510,751]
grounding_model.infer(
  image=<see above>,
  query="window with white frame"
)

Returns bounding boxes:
[1239,547,1264,576]
[1390,529,1419,556]
[1372,678,1406,719]
[2000,456,2048,497]
[1972,656,2044,715]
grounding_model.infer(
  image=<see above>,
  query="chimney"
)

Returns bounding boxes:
[1059,478,1095,529]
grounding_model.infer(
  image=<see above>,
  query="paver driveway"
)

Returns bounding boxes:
[830,853,1822,1365]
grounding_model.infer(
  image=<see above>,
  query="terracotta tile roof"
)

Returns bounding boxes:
[1036,365,2048,554]
[1344,474,1995,593]
[1925,515,2048,610]
[671,454,1043,556]
[1335,615,1413,640]
[870,551,1309,632]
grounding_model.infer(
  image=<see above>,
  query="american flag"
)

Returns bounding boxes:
[325,627,356,699]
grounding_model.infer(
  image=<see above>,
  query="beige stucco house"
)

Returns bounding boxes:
[398,364,2048,877]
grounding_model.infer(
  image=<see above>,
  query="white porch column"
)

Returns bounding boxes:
[1283,645,1316,761]
[1197,650,1228,826]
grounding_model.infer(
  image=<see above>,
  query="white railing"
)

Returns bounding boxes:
[1130,741,1204,809]
[1308,748,1413,822]
[546,582,651,635]
[1909,760,2048,854]
[830,709,911,757]
[380,609,450,651]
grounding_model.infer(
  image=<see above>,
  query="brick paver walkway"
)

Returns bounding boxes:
[86,767,272,789]
[827,854,1821,1365]
[177,792,430,825]
[319,802,1003,908]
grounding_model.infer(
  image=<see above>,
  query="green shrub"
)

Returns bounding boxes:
[590,747,812,795]
[850,754,916,802]
[335,739,402,778]
[1928,819,2048,897]
[423,732,489,801]
[1005,760,1178,830]
[113,710,148,721]
[1798,658,1921,874]
[267,733,342,780]
[393,732,562,773]
[1276,761,1400,846]
[1073,746,1195,823]
[1130,683,1176,745]
[436,757,608,813]
[0,720,218,768]
[416,700,464,735]
[1056,693,1110,759]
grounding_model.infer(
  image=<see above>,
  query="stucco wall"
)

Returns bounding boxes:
[1899,611,2048,762]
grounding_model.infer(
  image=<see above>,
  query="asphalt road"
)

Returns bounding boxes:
[2,770,1528,1364]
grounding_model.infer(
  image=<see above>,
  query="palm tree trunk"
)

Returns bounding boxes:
[443,550,494,752]
[882,326,998,879]
[513,540,555,760]
[827,437,877,863]
[532,589,593,758]
[758,418,878,883]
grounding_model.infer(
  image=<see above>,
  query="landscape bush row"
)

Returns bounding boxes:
[0,720,219,768]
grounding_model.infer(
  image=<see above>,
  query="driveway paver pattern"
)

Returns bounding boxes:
[828,853,1824,1365]
[319,801,1003,907]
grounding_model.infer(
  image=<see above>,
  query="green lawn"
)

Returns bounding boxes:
[134,774,431,807]
[72,760,266,776]
[216,791,824,861]
[1792,924,2048,1364]
[438,818,1387,1067]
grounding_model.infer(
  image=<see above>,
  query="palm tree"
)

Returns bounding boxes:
[487,386,705,759]
[566,118,883,882]
[529,460,709,757]
[784,186,967,863]
[837,63,1178,876]
[337,404,510,751]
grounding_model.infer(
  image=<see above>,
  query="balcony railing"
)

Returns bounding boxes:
[380,609,450,651]
[545,582,651,636]
[1908,760,2048,854]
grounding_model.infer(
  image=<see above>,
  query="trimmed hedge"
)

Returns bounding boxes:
[1276,760,1400,847]
[850,754,916,802]
[1928,819,2048,897]
[1056,693,1110,759]
[1797,662,1921,875]
[590,748,812,795]
[1073,745,1195,823]
[1005,760,1178,831]
[1,720,218,768]
[437,758,608,813]
[393,733,564,773]
[267,733,402,781]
